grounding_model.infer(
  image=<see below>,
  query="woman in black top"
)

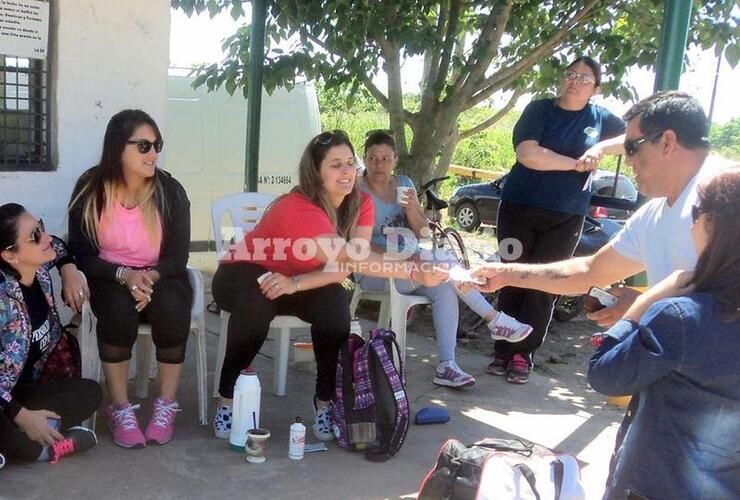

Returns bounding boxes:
[68,110,192,449]
[0,203,101,464]
[492,57,626,384]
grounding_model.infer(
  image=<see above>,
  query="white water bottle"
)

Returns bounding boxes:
[288,416,306,460]
[230,367,261,452]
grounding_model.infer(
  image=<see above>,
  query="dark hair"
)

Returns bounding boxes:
[0,203,26,280]
[567,56,602,87]
[623,91,710,150]
[69,109,165,244]
[363,130,396,155]
[293,131,361,239]
[689,167,740,321]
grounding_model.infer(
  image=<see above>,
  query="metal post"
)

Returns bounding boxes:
[244,0,267,192]
[654,0,692,91]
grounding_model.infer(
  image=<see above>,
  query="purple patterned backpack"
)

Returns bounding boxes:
[331,328,410,462]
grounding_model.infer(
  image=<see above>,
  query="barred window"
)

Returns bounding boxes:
[0,55,52,171]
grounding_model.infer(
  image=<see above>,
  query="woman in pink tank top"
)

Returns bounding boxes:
[68,110,192,449]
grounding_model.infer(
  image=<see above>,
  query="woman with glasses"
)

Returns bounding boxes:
[68,109,192,449]
[211,130,447,441]
[589,167,740,499]
[491,56,626,385]
[1,203,101,464]
[357,130,533,388]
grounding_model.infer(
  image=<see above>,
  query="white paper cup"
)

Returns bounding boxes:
[396,186,415,205]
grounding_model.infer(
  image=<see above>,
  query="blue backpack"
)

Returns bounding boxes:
[332,328,410,462]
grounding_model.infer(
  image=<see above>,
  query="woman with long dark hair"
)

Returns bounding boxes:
[68,110,191,449]
[0,203,101,464]
[589,167,740,499]
[211,130,446,441]
[492,56,626,384]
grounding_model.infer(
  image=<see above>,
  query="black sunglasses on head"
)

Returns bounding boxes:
[126,139,164,154]
[624,130,665,156]
[4,219,45,251]
[313,129,349,146]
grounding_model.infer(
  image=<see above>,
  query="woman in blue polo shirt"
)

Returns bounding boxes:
[491,57,626,384]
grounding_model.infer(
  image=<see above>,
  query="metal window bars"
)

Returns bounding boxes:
[0,55,52,171]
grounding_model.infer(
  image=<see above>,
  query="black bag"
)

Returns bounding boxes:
[418,438,584,500]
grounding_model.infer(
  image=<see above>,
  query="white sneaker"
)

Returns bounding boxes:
[312,400,335,441]
[488,312,533,343]
[213,405,232,440]
[433,361,476,388]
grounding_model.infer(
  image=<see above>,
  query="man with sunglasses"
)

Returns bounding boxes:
[473,91,718,327]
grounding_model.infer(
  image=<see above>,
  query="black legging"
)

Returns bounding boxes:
[213,262,350,401]
[0,378,101,463]
[494,200,584,362]
[88,274,192,364]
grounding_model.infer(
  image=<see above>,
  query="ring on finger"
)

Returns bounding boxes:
[131,285,139,291]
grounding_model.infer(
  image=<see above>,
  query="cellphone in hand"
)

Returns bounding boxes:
[583,286,618,313]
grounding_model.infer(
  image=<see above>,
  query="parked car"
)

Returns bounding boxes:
[449,170,638,232]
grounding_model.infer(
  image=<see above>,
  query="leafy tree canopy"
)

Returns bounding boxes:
[173,0,738,182]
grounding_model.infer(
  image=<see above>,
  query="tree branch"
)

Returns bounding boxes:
[467,0,600,108]
[432,0,462,96]
[458,88,525,140]
[380,39,410,157]
[450,0,512,100]
[423,1,449,95]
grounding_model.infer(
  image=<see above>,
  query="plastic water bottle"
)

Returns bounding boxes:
[230,367,261,452]
[288,416,306,460]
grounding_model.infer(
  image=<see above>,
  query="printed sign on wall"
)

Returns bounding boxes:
[0,0,49,59]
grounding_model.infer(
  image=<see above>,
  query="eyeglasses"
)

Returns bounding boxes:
[4,219,45,250]
[691,204,704,223]
[624,130,665,156]
[126,139,164,154]
[564,70,596,85]
[313,130,349,146]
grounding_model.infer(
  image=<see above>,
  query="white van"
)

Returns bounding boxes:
[164,71,321,271]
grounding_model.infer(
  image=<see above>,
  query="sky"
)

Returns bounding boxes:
[169,9,740,124]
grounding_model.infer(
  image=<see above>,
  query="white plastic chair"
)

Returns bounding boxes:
[349,277,431,364]
[79,266,209,427]
[211,192,310,398]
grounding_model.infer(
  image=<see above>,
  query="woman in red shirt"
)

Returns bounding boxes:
[212,130,445,441]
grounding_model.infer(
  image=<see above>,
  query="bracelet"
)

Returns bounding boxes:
[116,266,131,286]
[292,275,301,292]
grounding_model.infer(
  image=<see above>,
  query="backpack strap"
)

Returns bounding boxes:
[352,338,375,410]
[514,464,541,500]
[368,333,409,454]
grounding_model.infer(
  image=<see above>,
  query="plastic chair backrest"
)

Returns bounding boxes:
[211,192,277,259]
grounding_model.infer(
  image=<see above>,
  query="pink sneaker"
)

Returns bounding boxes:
[144,398,181,445]
[106,402,146,449]
[488,312,533,343]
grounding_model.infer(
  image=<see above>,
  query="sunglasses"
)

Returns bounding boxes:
[314,130,349,146]
[624,130,665,157]
[5,219,45,251]
[564,70,596,85]
[126,139,164,154]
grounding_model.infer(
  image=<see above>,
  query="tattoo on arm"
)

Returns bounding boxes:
[545,269,570,280]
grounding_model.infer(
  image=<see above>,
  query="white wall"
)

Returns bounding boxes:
[0,0,170,236]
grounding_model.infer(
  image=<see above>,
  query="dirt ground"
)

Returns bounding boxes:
[360,225,609,392]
